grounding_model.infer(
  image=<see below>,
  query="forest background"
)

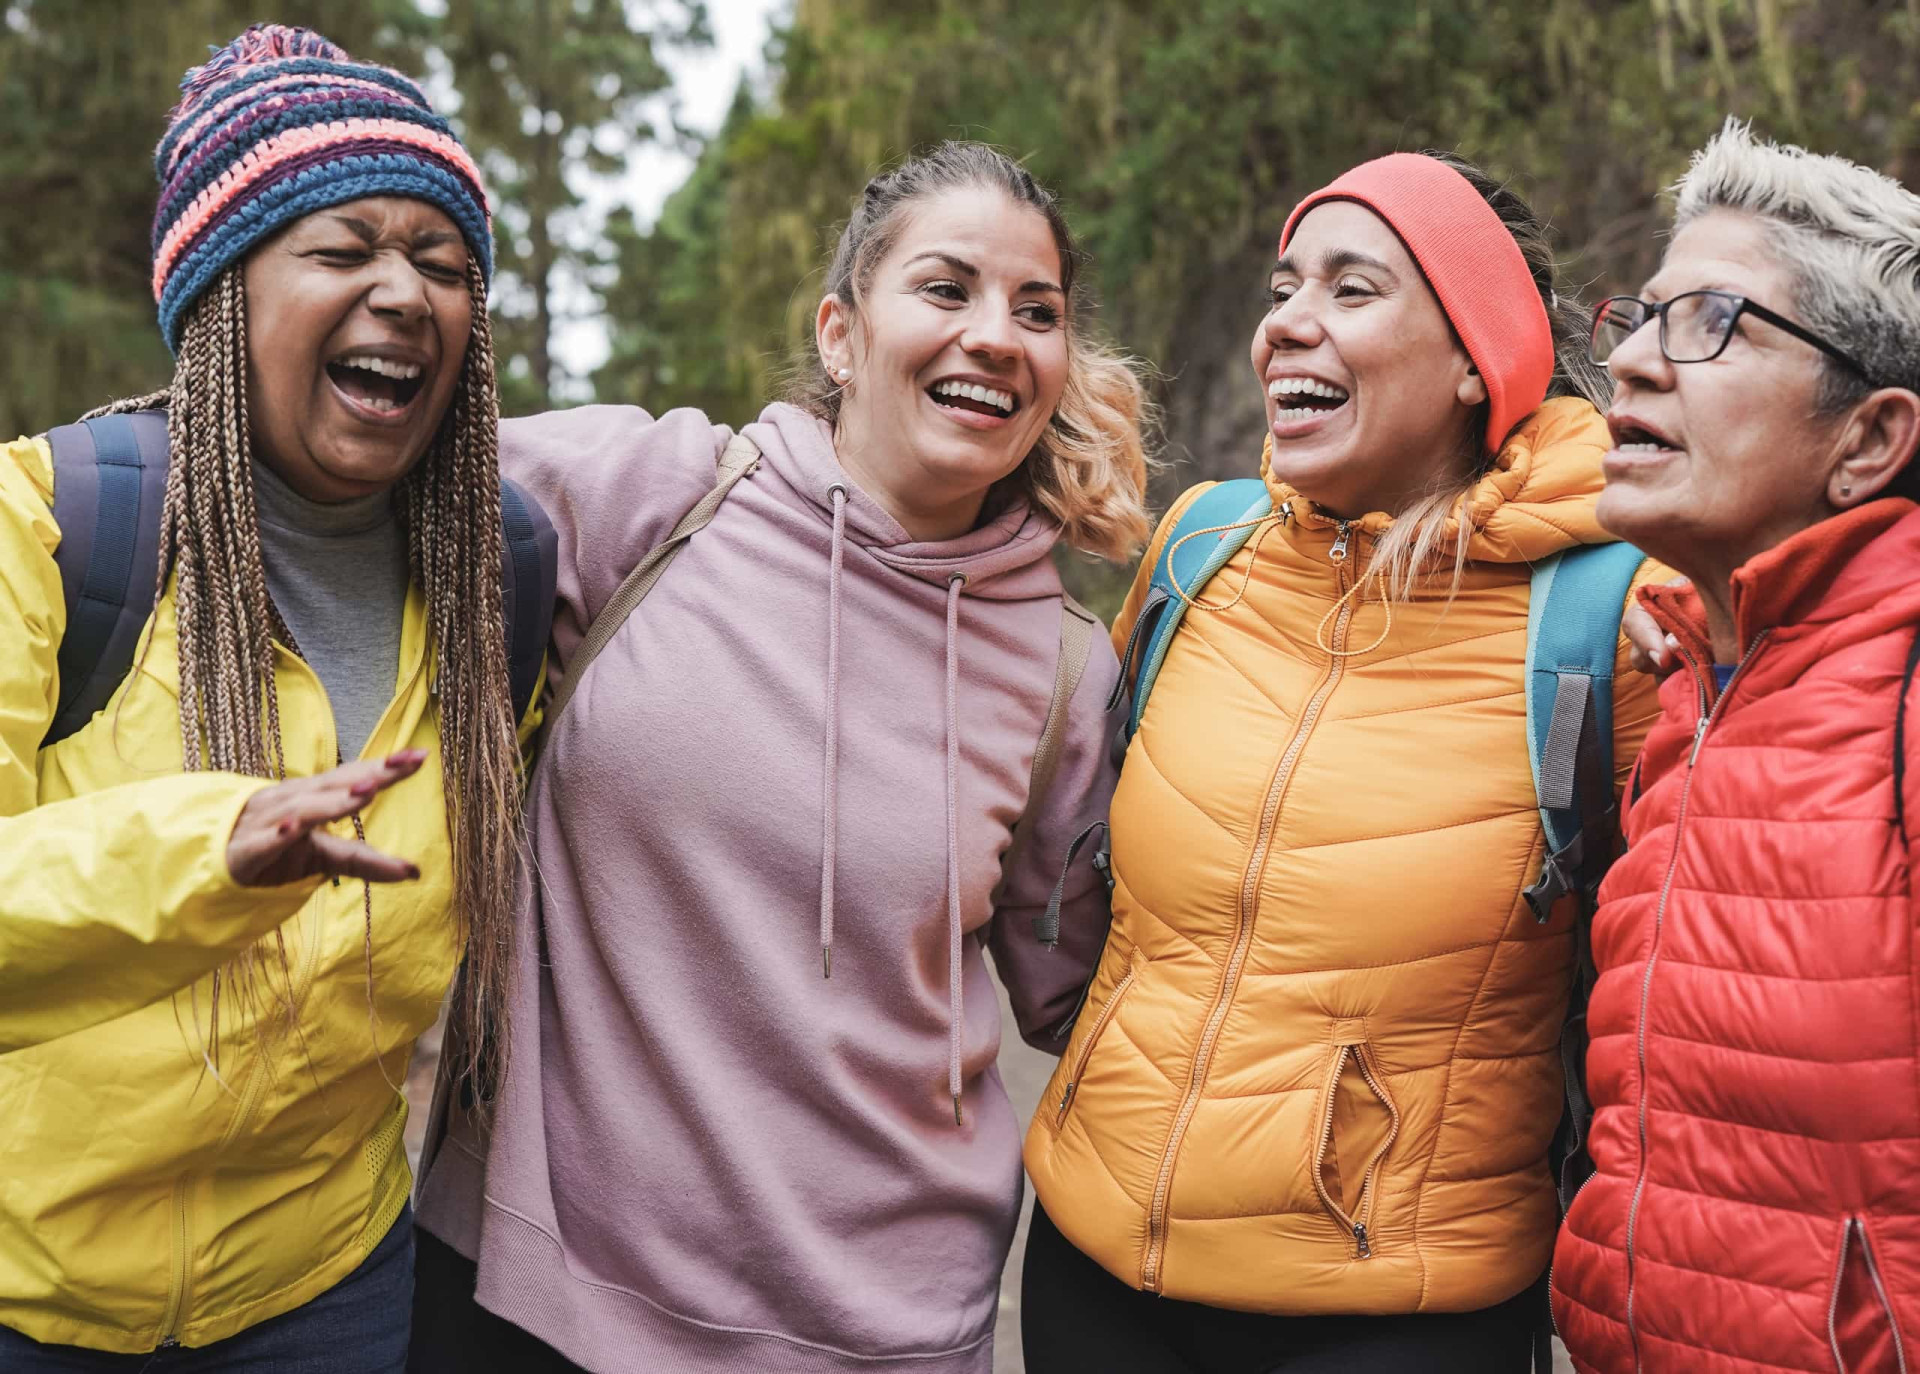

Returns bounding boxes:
[6,0,1920,617]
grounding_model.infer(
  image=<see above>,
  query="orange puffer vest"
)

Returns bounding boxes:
[1025,398,1667,1315]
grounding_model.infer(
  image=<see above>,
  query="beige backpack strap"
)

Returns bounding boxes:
[996,594,1100,901]
[1030,594,1099,809]
[546,431,760,725]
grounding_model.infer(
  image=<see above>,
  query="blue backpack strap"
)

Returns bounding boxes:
[1521,539,1646,921]
[497,477,558,726]
[45,410,171,746]
[1117,478,1273,744]
[1523,537,1644,1215]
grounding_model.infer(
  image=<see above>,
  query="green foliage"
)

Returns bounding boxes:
[435,0,708,412]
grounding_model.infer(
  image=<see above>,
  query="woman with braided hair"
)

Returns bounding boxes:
[0,25,531,1371]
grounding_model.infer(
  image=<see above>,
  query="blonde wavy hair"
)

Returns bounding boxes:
[790,141,1153,562]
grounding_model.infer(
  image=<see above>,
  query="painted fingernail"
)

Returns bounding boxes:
[406,864,422,880]
[351,782,379,797]
[389,749,427,766]
[1665,634,1680,649]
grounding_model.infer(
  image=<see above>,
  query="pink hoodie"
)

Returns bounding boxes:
[415,402,1119,1373]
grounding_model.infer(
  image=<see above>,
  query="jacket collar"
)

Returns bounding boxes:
[1258,396,1614,566]
[1639,498,1920,663]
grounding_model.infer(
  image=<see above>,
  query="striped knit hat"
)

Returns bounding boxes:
[151,24,492,353]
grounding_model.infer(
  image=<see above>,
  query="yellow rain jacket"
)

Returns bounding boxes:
[0,433,518,1351]
[1025,399,1667,1316]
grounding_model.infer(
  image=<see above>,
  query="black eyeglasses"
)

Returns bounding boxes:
[1589,290,1879,385]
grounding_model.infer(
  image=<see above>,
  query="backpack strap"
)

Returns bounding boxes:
[1522,537,1645,1214]
[1117,478,1273,744]
[497,476,558,726]
[45,410,171,747]
[1000,594,1099,945]
[545,431,761,726]
[1521,540,1646,921]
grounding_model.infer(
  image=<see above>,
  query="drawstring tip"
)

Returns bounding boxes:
[822,945,832,979]
[953,1094,964,1127]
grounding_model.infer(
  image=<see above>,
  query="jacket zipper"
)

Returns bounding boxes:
[1140,523,1357,1291]
[155,1175,192,1345]
[1053,957,1141,1128]
[1547,1171,1600,1338]
[1834,1217,1912,1374]
[1308,1042,1402,1258]
[1621,633,1767,1371]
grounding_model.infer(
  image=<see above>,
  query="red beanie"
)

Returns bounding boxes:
[1279,153,1554,454]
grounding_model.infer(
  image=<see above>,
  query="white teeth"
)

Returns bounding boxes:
[1615,442,1666,452]
[1267,377,1349,401]
[336,353,423,381]
[1274,407,1326,421]
[932,380,1014,413]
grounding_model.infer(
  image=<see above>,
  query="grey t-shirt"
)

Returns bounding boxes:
[252,461,409,760]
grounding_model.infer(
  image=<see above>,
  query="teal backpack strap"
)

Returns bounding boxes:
[1115,478,1273,743]
[1522,539,1646,921]
[1523,537,1645,1215]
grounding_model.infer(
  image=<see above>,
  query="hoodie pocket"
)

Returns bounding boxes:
[1050,955,1141,1131]
[1311,1034,1401,1259]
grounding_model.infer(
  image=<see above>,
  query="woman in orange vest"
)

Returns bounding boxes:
[1021,151,1666,1371]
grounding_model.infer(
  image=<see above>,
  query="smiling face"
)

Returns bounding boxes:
[1596,209,1866,582]
[1253,200,1487,519]
[818,185,1070,540]
[241,195,473,502]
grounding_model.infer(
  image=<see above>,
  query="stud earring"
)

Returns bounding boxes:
[1842,482,1853,498]
[836,366,851,381]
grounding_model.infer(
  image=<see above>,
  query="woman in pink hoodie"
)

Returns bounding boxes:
[410,142,1152,1373]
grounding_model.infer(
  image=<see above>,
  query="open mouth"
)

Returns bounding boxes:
[327,352,426,416]
[1608,419,1680,452]
[929,379,1017,420]
[1268,376,1350,420]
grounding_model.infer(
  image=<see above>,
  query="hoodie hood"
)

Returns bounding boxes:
[744,402,1064,600]
[1259,395,1615,566]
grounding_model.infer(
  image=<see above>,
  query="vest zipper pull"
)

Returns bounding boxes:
[1353,1222,1372,1258]
[1329,522,1352,564]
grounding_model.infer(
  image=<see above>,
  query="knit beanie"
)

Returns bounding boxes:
[150,24,492,353]
[1280,153,1553,454]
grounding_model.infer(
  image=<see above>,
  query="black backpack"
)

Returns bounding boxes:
[41,408,555,746]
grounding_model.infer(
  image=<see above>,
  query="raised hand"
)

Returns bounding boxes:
[226,751,429,887]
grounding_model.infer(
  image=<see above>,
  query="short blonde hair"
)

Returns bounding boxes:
[790,142,1153,563]
[1674,118,1920,411]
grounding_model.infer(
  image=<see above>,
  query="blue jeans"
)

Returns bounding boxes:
[0,1206,413,1373]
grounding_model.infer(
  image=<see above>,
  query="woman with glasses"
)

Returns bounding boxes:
[1019,150,1666,1373]
[1551,121,1920,1374]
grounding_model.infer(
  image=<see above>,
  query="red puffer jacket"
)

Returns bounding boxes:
[1553,499,1920,1374]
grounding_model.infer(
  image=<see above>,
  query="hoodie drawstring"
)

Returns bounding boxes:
[944,572,967,1126]
[819,484,848,980]
[815,491,970,1127]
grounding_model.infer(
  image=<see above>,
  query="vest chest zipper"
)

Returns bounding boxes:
[1830,1217,1911,1373]
[1622,633,1767,1372]
[1140,540,1357,1292]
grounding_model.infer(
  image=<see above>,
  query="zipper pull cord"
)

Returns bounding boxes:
[1162,512,1283,613]
[1314,525,1393,658]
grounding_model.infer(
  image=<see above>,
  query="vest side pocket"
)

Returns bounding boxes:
[1049,953,1142,1132]
[1311,1035,1401,1260]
